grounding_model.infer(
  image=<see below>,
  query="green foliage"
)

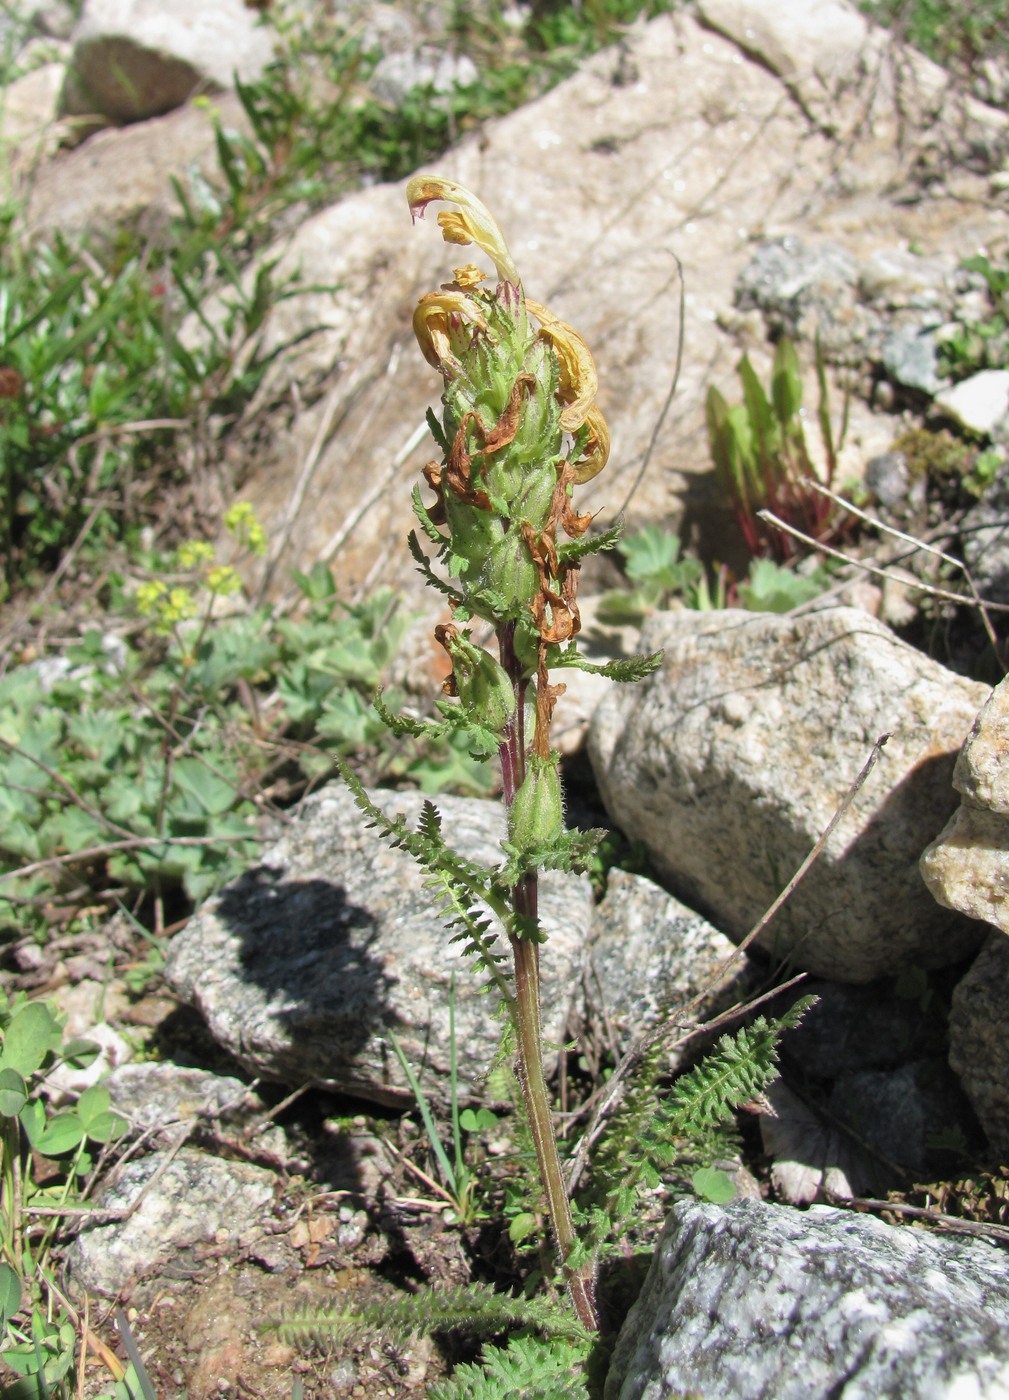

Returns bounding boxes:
[0,534,493,940]
[857,0,1009,76]
[429,1334,591,1400]
[576,998,816,1260]
[0,212,301,597]
[93,1360,159,1400]
[0,989,127,1394]
[387,975,489,1224]
[736,558,828,613]
[706,337,846,561]
[691,1165,737,1204]
[274,1280,586,1350]
[596,526,707,622]
[938,249,1009,382]
[598,525,827,622]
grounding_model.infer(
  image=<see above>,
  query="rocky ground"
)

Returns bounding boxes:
[3,0,1009,1395]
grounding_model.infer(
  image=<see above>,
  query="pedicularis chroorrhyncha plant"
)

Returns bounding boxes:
[340,175,661,1333]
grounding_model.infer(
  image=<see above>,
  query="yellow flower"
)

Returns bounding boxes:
[136,580,167,617]
[408,176,610,494]
[407,175,521,285]
[224,501,268,556]
[572,405,610,484]
[176,540,215,570]
[525,299,598,433]
[412,290,489,372]
[207,565,241,596]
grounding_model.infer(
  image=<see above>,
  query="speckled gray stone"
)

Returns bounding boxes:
[588,869,758,1064]
[949,932,1009,1158]
[827,1057,978,1176]
[589,607,987,982]
[732,236,868,359]
[166,783,592,1106]
[605,1198,1009,1400]
[65,1148,275,1298]
[921,675,1009,935]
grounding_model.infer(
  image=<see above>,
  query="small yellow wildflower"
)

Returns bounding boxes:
[176,540,215,570]
[136,580,167,617]
[224,501,268,556]
[207,565,242,596]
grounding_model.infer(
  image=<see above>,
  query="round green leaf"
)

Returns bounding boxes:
[33,1111,85,1158]
[0,1067,28,1118]
[508,1211,539,1245]
[60,1037,100,1070]
[0,1001,61,1077]
[691,1166,736,1205]
[0,1261,22,1329]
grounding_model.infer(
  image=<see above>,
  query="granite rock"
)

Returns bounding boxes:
[921,674,1009,935]
[935,369,1009,437]
[949,931,1009,1159]
[64,1147,275,1298]
[166,782,592,1106]
[606,1197,1009,1399]
[589,606,988,981]
[588,869,758,1066]
[62,0,275,122]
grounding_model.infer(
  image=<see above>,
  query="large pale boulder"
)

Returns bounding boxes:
[696,0,873,120]
[589,606,987,981]
[921,674,1009,934]
[606,1198,1009,1399]
[194,5,1006,604]
[61,0,274,122]
[165,782,591,1106]
[25,91,251,239]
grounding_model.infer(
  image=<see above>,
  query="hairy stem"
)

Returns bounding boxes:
[498,624,598,1334]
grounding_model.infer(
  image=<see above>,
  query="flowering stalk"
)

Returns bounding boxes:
[402,175,660,1333]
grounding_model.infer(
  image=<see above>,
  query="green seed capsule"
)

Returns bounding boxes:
[438,626,516,735]
[508,755,563,853]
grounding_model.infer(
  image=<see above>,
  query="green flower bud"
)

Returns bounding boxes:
[508,754,563,853]
[436,625,516,735]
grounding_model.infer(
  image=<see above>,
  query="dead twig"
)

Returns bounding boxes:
[832,1193,1009,1246]
[758,508,1009,614]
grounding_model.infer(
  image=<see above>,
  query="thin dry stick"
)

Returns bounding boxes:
[253,382,344,605]
[0,735,138,842]
[0,832,259,884]
[317,418,428,565]
[758,508,1009,613]
[617,252,686,518]
[566,734,891,1194]
[833,1195,1009,1246]
[804,480,1003,658]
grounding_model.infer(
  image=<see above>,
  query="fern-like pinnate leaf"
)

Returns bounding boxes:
[274,1282,587,1352]
[499,827,605,889]
[581,996,816,1258]
[556,519,624,565]
[334,763,516,1002]
[429,1335,590,1400]
[373,687,450,742]
[547,646,664,683]
[667,997,815,1134]
[426,405,451,455]
[408,527,465,603]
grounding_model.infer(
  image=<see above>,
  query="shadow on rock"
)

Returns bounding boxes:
[191,864,398,1098]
